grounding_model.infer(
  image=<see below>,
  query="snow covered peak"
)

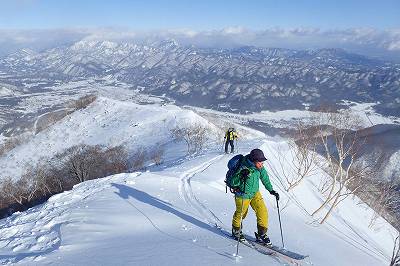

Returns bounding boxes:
[70,39,99,50]
[156,38,180,49]
[6,48,38,61]
[70,40,119,51]
[19,48,37,56]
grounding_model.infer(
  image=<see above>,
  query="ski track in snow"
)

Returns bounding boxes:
[178,154,226,228]
[177,152,307,266]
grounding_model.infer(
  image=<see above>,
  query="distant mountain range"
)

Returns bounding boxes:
[1,39,399,116]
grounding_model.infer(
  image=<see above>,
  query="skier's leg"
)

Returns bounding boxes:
[232,196,250,230]
[250,191,269,234]
[230,140,234,153]
[225,140,229,153]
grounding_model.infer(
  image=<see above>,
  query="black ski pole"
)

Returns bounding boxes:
[276,197,285,248]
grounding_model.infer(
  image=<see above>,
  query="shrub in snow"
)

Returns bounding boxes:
[0,136,26,157]
[130,146,147,171]
[56,144,128,183]
[0,144,128,219]
[35,109,75,134]
[171,123,209,154]
[149,144,165,165]
[68,94,97,111]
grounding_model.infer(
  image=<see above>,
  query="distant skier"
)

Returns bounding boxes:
[224,127,238,153]
[229,148,279,246]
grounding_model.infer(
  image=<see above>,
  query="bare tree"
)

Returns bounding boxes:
[131,146,147,171]
[0,144,129,219]
[0,136,25,156]
[104,145,129,173]
[309,110,374,223]
[171,123,209,154]
[0,177,25,206]
[191,123,208,152]
[367,180,400,228]
[35,111,68,134]
[0,174,40,207]
[68,94,98,110]
[30,162,69,196]
[149,144,165,165]
[55,145,103,183]
[391,234,400,266]
[283,122,318,191]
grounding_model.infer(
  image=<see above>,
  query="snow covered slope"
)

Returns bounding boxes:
[0,139,396,265]
[0,98,397,265]
[0,96,218,181]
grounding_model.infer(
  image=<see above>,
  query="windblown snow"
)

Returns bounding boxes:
[0,97,397,265]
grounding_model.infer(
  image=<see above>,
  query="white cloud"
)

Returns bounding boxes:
[0,27,400,60]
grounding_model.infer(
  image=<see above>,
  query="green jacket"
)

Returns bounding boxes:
[231,155,273,199]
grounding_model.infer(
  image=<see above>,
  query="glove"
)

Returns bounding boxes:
[240,169,250,181]
[270,190,280,201]
[231,187,242,194]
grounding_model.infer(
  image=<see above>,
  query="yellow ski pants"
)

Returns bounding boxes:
[232,191,268,230]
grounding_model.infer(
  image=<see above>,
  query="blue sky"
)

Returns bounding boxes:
[0,0,399,61]
[1,0,399,30]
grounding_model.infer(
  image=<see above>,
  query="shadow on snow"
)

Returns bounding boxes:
[111,183,237,260]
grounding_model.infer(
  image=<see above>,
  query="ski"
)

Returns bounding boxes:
[240,238,276,256]
[254,232,306,260]
[215,224,307,264]
[250,232,308,265]
[228,232,276,256]
[214,224,274,256]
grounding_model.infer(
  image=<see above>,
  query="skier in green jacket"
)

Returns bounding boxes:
[231,148,279,246]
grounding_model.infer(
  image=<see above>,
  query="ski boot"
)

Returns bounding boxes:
[255,232,272,247]
[232,227,245,242]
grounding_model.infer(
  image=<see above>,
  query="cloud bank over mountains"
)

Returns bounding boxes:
[1,27,399,61]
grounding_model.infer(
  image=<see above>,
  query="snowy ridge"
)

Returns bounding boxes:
[0,96,218,180]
